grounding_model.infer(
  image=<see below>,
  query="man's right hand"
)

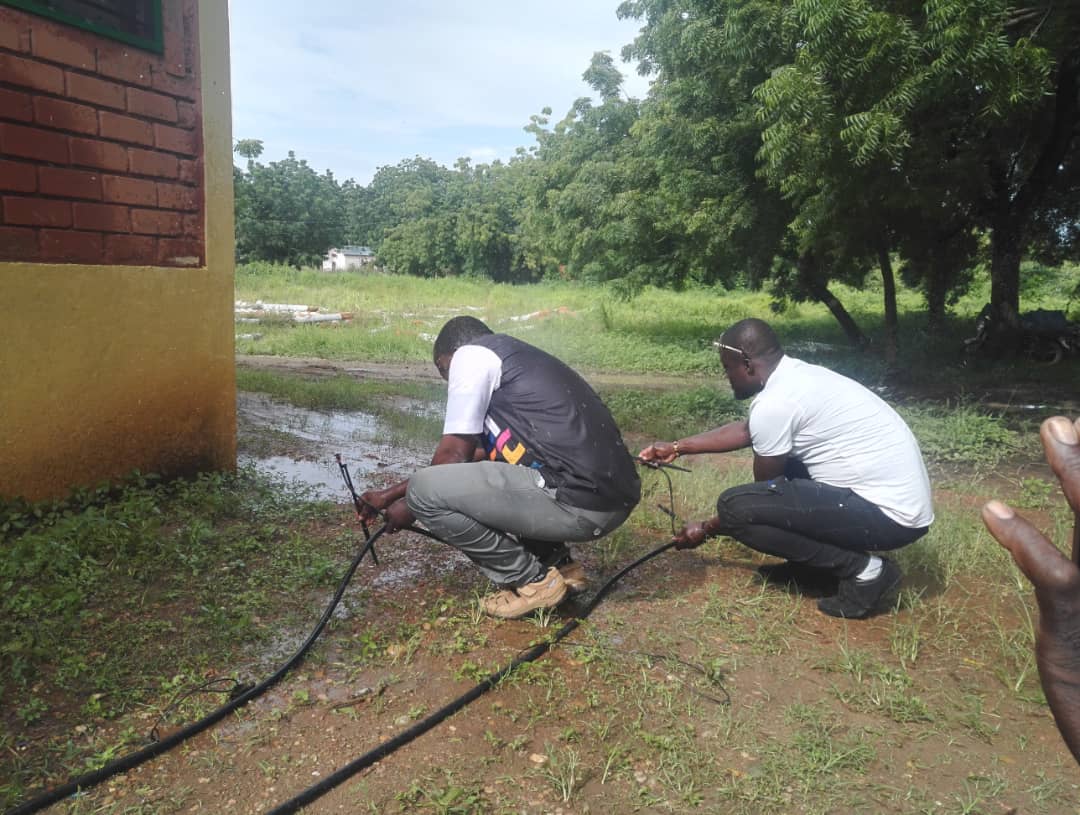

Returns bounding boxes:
[358,487,393,523]
[673,522,708,550]
[982,416,1080,764]
[639,441,678,465]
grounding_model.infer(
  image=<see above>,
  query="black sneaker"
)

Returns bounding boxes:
[817,559,902,619]
[756,561,838,596]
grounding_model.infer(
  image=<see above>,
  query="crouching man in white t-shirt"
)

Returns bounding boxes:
[639,318,934,619]
[359,316,641,620]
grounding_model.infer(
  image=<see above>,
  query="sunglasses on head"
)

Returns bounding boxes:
[713,339,752,367]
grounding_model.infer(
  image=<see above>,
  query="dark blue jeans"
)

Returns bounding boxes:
[714,472,928,578]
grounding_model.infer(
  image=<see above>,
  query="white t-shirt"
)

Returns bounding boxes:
[442,344,502,435]
[749,356,934,528]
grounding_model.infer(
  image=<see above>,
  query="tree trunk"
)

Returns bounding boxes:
[989,218,1023,330]
[986,55,1078,332]
[925,256,949,336]
[876,241,898,367]
[798,251,868,348]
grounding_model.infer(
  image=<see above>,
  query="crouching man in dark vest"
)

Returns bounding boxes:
[360,316,641,619]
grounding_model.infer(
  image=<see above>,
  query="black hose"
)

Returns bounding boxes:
[5,526,388,815]
[266,539,678,815]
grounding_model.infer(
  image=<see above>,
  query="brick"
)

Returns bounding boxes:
[0,8,32,52]
[99,112,154,146]
[128,148,179,179]
[0,53,64,94]
[70,137,128,173]
[178,159,200,185]
[96,46,151,87]
[0,225,38,260]
[31,24,96,71]
[153,123,197,155]
[105,233,156,264]
[177,102,197,129]
[73,202,130,232]
[150,67,197,101]
[102,175,157,206]
[183,213,203,238]
[66,72,126,110]
[39,229,104,264]
[0,123,68,163]
[34,97,98,135]
[157,237,203,267]
[156,182,199,211]
[39,167,102,200]
[0,160,37,193]
[3,196,71,227]
[127,87,178,123]
[131,208,182,236]
[0,88,33,122]
[162,1,188,78]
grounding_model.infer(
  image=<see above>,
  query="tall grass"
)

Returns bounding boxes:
[234,262,1080,389]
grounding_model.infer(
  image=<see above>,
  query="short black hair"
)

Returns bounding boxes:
[722,318,783,361]
[433,316,493,363]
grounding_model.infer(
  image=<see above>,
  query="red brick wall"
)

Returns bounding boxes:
[0,1,205,267]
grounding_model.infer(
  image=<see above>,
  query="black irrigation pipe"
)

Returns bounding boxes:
[266,539,679,815]
[9,459,684,814]
[5,525,389,815]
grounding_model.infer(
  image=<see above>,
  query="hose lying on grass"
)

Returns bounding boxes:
[7,459,686,815]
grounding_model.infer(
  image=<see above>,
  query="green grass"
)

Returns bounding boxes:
[0,469,365,806]
[6,263,1079,812]
[236,262,1080,397]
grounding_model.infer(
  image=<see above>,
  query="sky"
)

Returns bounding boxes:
[228,1,653,186]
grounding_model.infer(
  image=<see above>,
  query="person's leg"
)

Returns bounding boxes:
[715,478,923,578]
[715,477,928,617]
[406,461,626,587]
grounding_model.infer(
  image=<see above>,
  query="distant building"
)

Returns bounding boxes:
[323,246,376,271]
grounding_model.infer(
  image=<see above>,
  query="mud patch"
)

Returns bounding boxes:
[237,392,428,500]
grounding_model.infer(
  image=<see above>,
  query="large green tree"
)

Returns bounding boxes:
[234,149,344,267]
[755,0,1080,336]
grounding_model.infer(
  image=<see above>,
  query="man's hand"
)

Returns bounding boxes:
[383,498,415,533]
[358,487,394,523]
[673,521,708,550]
[639,442,679,465]
[982,415,1080,764]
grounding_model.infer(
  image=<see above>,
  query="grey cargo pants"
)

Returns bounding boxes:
[406,461,630,587]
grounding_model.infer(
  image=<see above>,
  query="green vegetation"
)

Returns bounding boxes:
[235,2,1080,359]
[236,262,1078,386]
[7,274,1079,811]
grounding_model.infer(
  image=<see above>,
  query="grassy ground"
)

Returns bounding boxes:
[3,270,1080,812]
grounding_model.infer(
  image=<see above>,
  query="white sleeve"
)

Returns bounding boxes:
[442,345,502,435]
[748,395,799,457]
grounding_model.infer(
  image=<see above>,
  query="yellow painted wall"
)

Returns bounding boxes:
[0,2,235,501]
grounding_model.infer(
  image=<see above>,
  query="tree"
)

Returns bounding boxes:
[756,0,1080,339]
[234,151,344,267]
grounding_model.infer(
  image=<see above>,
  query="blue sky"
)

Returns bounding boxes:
[228,1,652,185]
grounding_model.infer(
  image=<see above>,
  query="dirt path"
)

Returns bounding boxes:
[237,354,710,390]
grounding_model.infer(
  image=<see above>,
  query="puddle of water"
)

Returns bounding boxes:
[238,393,428,500]
[249,456,349,501]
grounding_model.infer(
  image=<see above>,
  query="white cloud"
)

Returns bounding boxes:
[229,0,651,183]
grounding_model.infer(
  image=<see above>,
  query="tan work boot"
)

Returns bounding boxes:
[557,560,589,595]
[482,567,567,620]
